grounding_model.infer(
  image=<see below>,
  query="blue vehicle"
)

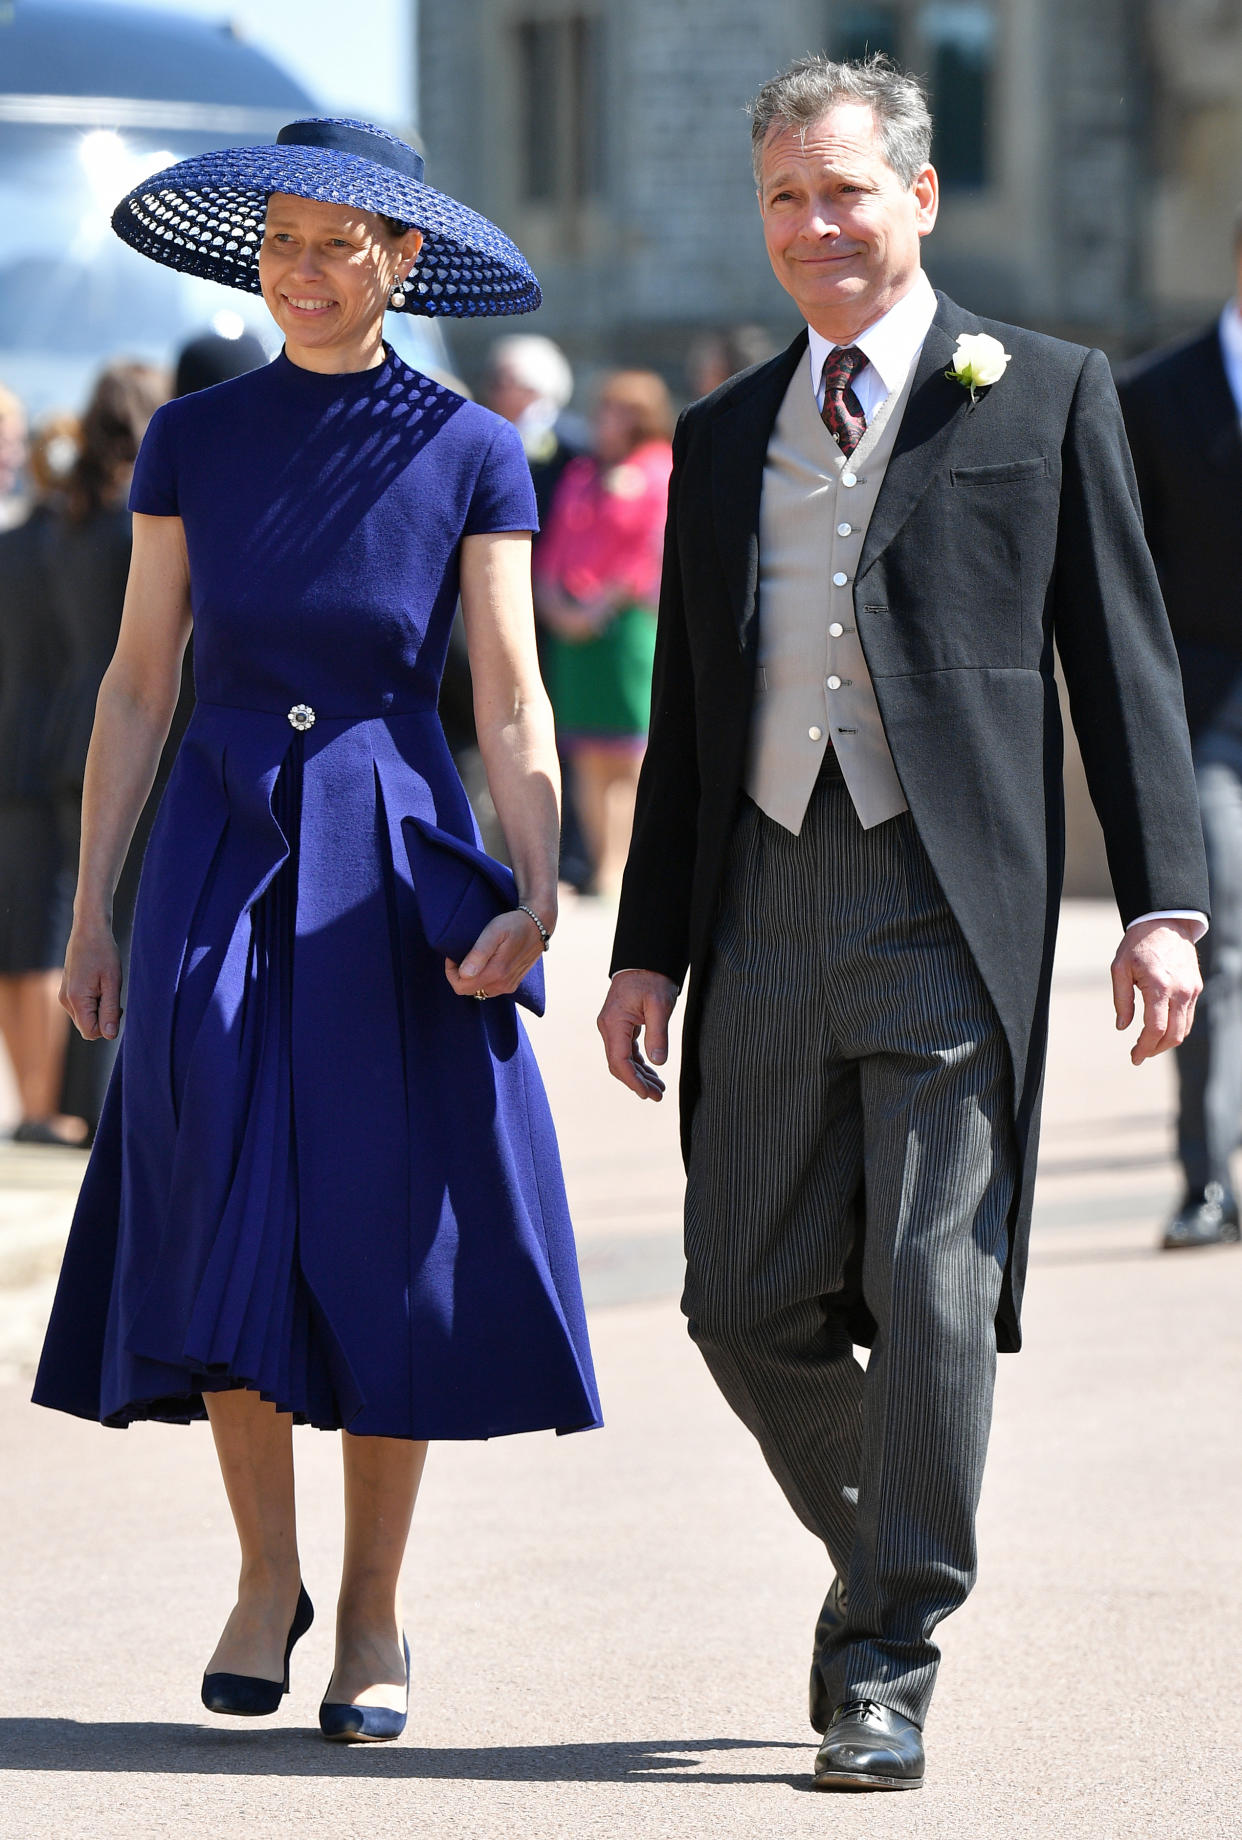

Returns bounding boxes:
[0,0,449,412]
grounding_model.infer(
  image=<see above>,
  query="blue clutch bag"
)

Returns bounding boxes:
[402,815,545,1016]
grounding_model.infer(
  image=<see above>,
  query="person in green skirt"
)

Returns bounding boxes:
[534,370,673,894]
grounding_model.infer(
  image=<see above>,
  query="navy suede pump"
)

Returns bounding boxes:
[318,1634,410,1742]
[201,1584,314,1717]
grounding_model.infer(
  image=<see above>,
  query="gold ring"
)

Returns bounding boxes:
[474,991,488,1001]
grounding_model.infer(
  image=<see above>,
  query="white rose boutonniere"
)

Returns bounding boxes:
[946,332,1012,404]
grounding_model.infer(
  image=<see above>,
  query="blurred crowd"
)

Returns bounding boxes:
[480,326,774,894]
[0,330,266,1147]
[0,321,776,1146]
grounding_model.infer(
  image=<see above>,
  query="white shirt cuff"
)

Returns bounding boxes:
[1125,910,1209,943]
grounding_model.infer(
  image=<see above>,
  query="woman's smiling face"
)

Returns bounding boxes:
[258,194,422,367]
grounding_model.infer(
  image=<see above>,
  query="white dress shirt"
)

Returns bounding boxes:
[808,269,938,421]
[806,272,1205,942]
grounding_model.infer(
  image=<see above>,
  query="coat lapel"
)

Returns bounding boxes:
[710,330,807,649]
[858,293,978,582]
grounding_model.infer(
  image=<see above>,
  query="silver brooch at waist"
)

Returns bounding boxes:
[287,704,316,731]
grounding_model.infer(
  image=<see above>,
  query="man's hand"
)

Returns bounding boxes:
[597,969,679,1100]
[1111,918,1203,1065]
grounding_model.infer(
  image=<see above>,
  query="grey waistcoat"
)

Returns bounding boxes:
[746,354,920,833]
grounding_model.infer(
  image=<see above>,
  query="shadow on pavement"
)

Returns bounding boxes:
[0,1723,812,1786]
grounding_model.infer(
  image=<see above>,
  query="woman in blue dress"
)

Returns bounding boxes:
[32,118,601,1743]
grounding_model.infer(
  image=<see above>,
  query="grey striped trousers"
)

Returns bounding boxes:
[684,766,1015,1729]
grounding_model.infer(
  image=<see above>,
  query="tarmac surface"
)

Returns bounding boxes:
[1,898,1239,1839]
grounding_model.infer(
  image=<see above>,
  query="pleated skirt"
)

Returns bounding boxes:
[32,703,602,1440]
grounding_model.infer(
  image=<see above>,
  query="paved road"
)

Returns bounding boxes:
[1,899,1239,1838]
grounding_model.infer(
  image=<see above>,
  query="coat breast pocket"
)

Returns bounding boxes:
[868,458,1057,676]
[950,457,1050,488]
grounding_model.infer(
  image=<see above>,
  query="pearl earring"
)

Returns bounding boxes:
[390,273,407,309]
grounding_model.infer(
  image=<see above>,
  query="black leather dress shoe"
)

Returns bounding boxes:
[1161,1184,1241,1250]
[808,1575,847,1734]
[812,1699,924,1791]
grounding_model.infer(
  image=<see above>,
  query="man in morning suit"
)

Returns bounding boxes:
[1118,232,1242,1252]
[597,55,1208,1792]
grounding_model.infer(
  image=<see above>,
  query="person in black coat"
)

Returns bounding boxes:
[1118,245,1242,1251]
[46,362,170,1131]
[598,54,1207,1789]
[52,339,267,1132]
[0,413,88,1143]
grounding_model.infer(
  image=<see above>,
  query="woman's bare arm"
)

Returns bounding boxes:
[446,530,559,999]
[61,513,192,1039]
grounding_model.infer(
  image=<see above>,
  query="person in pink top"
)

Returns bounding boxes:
[535,370,673,894]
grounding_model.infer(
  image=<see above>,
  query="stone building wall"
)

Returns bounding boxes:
[417,0,1242,895]
[419,0,1242,364]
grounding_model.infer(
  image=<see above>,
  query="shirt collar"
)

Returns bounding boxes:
[807,270,938,400]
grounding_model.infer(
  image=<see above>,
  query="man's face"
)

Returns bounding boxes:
[758,103,938,341]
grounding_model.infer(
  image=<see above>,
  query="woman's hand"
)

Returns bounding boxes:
[60,920,124,1041]
[444,907,550,1000]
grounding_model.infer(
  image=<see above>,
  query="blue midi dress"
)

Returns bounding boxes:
[32,348,602,1441]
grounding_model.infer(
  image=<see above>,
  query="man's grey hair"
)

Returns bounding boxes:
[749,53,933,190]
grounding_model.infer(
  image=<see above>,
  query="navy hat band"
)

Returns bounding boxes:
[276,119,425,185]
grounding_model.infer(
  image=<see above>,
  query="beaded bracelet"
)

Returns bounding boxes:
[517,902,551,951]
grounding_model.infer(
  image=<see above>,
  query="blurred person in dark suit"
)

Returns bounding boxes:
[0,412,90,1143]
[46,362,170,1133]
[485,334,592,888]
[484,334,587,523]
[54,339,269,1133]
[1119,221,1242,1252]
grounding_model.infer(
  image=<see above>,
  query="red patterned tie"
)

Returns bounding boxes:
[820,346,868,456]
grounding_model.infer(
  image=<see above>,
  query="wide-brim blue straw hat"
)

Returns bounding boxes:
[111,116,541,318]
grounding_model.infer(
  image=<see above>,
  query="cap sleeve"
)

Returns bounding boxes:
[462,418,539,538]
[128,404,179,517]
